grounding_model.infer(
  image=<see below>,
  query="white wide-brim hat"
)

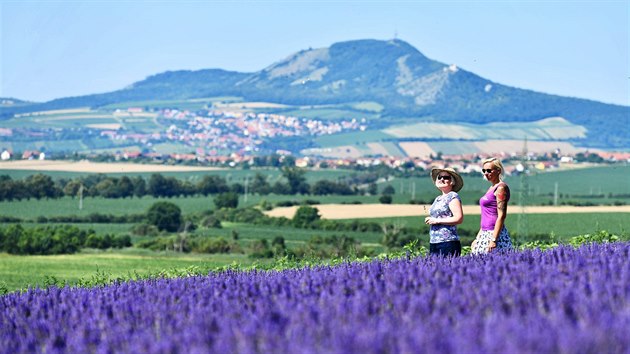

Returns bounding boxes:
[430,167,464,192]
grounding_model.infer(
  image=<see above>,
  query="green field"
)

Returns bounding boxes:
[2,163,624,197]
[99,97,242,111]
[359,213,630,241]
[1,164,629,293]
[0,219,386,292]
[2,210,627,292]
[0,250,254,292]
[0,166,354,182]
[379,165,630,205]
[349,101,384,112]
[314,130,394,148]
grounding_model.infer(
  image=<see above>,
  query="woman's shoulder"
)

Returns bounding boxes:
[494,182,510,190]
[446,191,461,200]
[494,182,511,200]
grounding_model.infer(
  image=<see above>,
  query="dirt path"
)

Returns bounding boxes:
[265,204,630,220]
[0,160,226,173]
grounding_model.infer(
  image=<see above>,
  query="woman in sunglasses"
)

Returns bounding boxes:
[471,157,513,254]
[425,167,464,256]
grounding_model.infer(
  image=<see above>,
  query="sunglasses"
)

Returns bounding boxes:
[482,169,495,173]
[437,175,452,181]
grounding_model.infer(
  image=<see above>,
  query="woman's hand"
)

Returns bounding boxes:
[487,240,497,252]
[425,217,439,225]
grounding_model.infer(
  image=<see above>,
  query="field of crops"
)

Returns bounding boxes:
[0,250,252,292]
[364,213,630,240]
[1,164,628,295]
[0,194,385,218]
[0,220,387,291]
[2,243,628,352]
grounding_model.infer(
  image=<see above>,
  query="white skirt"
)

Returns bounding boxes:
[471,227,513,255]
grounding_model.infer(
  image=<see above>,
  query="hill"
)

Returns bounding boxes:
[1,39,628,150]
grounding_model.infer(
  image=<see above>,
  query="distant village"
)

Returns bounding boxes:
[100,107,368,156]
[1,106,629,175]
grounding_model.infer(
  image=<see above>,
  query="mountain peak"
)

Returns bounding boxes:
[238,38,447,105]
[2,38,626,148]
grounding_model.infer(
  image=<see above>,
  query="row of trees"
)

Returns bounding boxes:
[0,224,131,255]
[0,168,373,201]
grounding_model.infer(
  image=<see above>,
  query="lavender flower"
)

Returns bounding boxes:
[2,243,629,353]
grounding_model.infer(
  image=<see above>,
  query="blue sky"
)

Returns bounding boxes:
[1,1,628,106]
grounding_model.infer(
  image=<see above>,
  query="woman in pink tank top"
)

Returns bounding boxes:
[471,157,513,254]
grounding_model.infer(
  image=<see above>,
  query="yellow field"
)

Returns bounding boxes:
[86,124,122,130]
[0,160,225,173]
[398,142,435,158]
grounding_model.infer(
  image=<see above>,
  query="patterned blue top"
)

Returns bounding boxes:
[428,191,461,244]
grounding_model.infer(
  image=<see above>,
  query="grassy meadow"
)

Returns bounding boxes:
[358,213,630,241]
[1,164,629,292]
[0,250,254,292]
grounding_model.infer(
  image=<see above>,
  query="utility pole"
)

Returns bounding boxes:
[411,182,416,201]
[244,175,249,204]
[79,184,84,210]
[517,137,529,241]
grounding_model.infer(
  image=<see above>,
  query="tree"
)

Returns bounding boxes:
[292,205,321,228]
[95,178,119,198]
[63,180,82,198]
[25,174,60,199]
[146,201,182,232]
[117,176,134,198]
[214,192,239,209]
[197,175,229,195]
[250,173,271,195]
[382,185,396,195]
[148,174,180,198]
[379,195,393,204]
[281,167,310,195]
[132,176,146,197]
[367,183,378,196]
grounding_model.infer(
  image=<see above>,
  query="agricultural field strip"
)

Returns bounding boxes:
[265,204,630,219]
[33,114,117,121]
[383,117,586,140]
[0,160,226,173]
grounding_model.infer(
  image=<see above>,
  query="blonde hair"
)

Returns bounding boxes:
[482,157,505,181]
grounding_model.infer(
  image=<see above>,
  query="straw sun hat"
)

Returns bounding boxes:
[430,167,464,192]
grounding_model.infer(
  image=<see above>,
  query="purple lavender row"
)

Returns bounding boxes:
[2,243,629,353]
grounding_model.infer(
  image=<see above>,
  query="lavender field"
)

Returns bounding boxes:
[2,243,629,353]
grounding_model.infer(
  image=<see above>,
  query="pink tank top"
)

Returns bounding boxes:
[480,183,509,231]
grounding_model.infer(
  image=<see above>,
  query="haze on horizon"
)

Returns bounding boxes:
[1,1,628,107]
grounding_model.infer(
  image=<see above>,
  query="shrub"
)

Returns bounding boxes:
[131,224,160,236]
[292,205,321,228]
[379,195,392,204]
[200,215,222,228]
[195,237,232,254]
[146,201,182,232]
[568,230,620,247]
[214,192,239,209]
[249,239,273,258]
[136,236,189,252]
